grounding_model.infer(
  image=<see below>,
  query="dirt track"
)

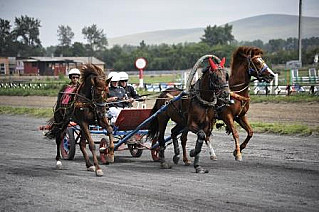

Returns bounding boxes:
[0,115,318,211]
[0,95,318,127]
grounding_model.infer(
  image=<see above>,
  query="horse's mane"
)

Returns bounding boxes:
[80,64,106,82]
[230,46,264,75]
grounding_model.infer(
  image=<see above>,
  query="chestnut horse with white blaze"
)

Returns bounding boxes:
[216,46,275,161]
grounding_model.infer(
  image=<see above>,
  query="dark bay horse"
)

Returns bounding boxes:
[148,56,230,173]
[217,46,275,161]
[45,64,113,176]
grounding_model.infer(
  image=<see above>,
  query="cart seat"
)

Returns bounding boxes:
[114,108,152,131]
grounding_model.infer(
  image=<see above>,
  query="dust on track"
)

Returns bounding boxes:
[0,115,318,211]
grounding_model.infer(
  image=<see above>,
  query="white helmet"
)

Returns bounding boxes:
[68,68,80,78]
[118,72,129,81]
[108,72,120,82]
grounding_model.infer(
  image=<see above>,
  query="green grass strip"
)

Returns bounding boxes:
[250,122,319,136]
[1,106,318,136]
[0,106,53,118]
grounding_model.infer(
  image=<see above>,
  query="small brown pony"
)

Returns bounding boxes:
[45,64,113,177]
[217,46,275,161]
[148,56,230,173]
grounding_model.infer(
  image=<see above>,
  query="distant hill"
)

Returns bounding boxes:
[108,14,319,46]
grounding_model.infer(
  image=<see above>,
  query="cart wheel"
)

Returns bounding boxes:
[128,144,143,157]
[151,138,160,162]
[99,138,109,164]
[60,127,76,160]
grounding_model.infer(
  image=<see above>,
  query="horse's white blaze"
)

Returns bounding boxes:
[258,57,275,76]
[56,161,62,169]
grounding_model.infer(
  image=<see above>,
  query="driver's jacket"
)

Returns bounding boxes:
[122,85,140,107]
[108,86,128,108]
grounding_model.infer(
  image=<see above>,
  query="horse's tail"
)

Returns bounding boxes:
[147,100,161,140]
[44,117,60,139]
[147,87,183,140]
[44,107,70,139]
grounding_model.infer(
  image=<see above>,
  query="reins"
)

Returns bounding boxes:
[229,52,264,94]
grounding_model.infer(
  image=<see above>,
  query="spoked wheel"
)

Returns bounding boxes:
[128,134,143,157]
[60,127,76,160]
[151,138,160,162]
[99,138,109,164]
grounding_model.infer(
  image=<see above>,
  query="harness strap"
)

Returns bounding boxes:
[237,100,248,118]
[192,80,217,107]
[230,92,250,102]
[74,102,93,108]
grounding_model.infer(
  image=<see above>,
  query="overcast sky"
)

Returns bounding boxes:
[1,0,318,47]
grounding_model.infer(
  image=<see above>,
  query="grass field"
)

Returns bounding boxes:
[0,105,318,136]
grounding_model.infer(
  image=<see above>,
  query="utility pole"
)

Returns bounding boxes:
[298,0,302,66]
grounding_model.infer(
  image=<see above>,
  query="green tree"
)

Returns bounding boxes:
[0,18,14,55]
[71,42,87,56]
[13,15,41,47]
[82,24,108,53]
[55,25,74,56]
[57,25,74,47]
[238,39,264,49]
[11,15,43,56]
[266,39,286,52]
[201,24,234,46]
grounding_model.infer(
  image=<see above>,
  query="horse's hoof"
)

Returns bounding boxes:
[233,150,242,161]
[183,159,191,166]
[195,166,209,174]
[56,161,62,170]
[96,169,103,177]
[190,149,196,157]
[160,162,172,169]
[173,155,180,164]
[210,155,218,161]
[106,154,114,163]
[235,154,243,161]
[87,166,96,172]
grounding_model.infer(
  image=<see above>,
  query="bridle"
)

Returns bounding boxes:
[247,55,270,81]
[90,78,108,120]
[75,76,108,120]
[192,66,230,107]
[230,53,269,93]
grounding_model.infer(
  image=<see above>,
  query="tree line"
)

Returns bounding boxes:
[1,15,318,71]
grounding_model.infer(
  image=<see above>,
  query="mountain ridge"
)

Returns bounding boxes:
[108,14,319,47]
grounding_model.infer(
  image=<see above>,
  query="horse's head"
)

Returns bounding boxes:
[205,57,231,105]
[81,64,109,121]
[244,47,275,83]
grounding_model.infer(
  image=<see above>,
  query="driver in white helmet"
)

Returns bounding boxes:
[118,71,141,107]
[106,72,127,123]
[59,68,81,105]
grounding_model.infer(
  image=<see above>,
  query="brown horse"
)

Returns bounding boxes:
[148,56,230,173]
[216,46,275,161]
[45,64,113,176]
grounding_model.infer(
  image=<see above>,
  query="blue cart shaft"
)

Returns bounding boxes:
[150,128,187,149]
[114,91,187,150]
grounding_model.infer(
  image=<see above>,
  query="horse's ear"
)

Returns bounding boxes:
[106,77,112,85]
[220,57,226,68]
[208,57,218,70]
